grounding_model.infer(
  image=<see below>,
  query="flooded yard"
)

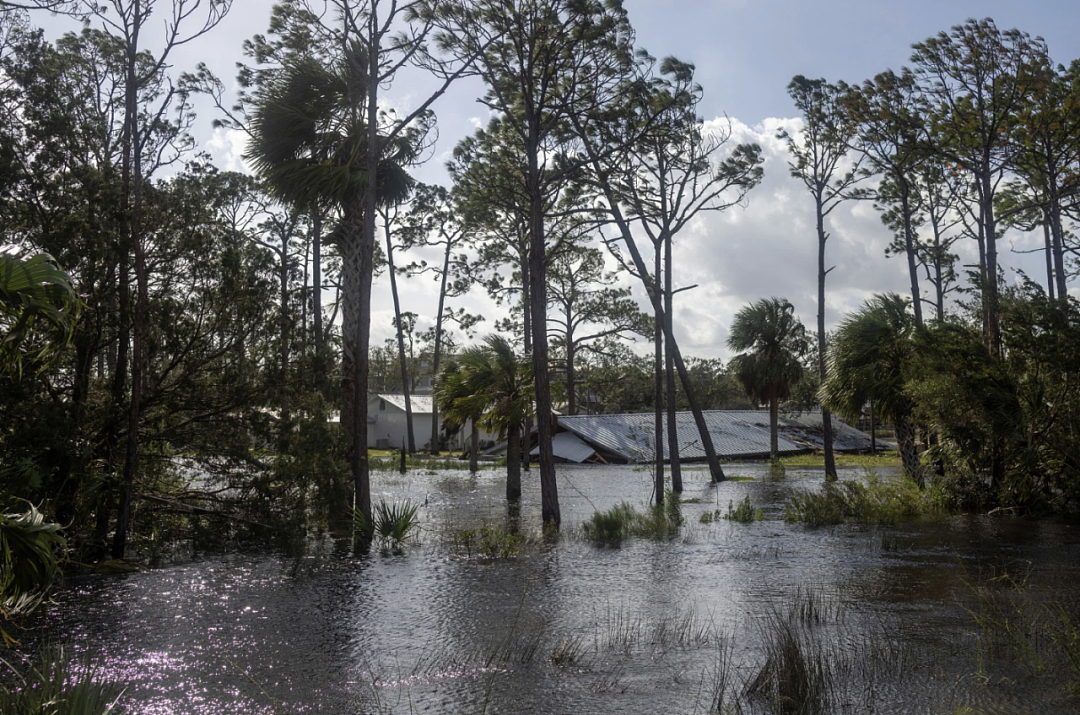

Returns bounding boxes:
[17,463,1080,714]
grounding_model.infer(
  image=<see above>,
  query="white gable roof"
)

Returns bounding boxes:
[370,394,434,414]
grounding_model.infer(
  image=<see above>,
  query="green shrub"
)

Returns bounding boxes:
[784,470,931,526]
[478,525,527,558]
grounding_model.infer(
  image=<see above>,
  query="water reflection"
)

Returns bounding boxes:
[17,464,1080,714]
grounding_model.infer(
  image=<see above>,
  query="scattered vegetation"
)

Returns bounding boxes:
[700,494,763,524]
[744,611,835,715]
[784,470,937,526]
[725,495,763,523]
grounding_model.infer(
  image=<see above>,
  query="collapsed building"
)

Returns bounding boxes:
[483,410,883,465]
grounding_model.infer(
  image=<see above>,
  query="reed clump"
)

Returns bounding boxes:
[582,491,683,546]
[784,470,932,526]
[725,495,763,523]
[744,611,834,715]
[966,567,1080,689]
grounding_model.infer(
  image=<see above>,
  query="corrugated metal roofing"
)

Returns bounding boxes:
[557,412,806,462]
[555,410,878,463]
[530,431,598,463]
[715,410,877,452]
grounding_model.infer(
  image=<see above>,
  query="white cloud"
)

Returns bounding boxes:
[205,127,250,174]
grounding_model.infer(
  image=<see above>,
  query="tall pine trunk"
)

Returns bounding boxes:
[664,230,682,493]
[114,12,147,558]
[386,219,416,453]
[769,392,779,461]
[979,168,1001,357]
[429,239,453,456]
[526,126,559,525]
[520,247,532,473]
[653,240,665,505]
[280,218,291,422]
[900,187,923,328]
[1043,221,1056,300]
[313,210,323,350]
[469,425,479,473]
[815,196,837,482]
[566,331,576,415]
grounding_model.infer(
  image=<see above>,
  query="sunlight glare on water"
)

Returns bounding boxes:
[21,463,1080,714]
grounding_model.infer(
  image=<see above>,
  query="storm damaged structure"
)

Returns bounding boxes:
[484,410,882,465]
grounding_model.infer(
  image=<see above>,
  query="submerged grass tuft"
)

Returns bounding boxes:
[724,495,763,523]
[582,490,683,545]
[450,524,530,559]
[784,470,935,526]
[700,494,763,524]
[965,566,1080,688]
[744,611,834,715]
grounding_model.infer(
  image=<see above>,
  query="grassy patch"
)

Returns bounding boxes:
[784,470,936,526]
[778,453,901,468]
[725,495,763,523]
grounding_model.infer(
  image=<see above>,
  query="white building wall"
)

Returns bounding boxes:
[366,400,475,451]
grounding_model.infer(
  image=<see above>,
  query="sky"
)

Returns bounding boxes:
[32,0,1080,361]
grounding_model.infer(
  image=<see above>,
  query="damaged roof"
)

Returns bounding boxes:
[554,410,879,463]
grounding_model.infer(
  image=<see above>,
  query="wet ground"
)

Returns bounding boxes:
[14,463,1080,714]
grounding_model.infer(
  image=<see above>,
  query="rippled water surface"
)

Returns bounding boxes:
[18,464,1080,714]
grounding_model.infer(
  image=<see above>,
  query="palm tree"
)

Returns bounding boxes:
[727,298,809,460]
[245,51,416,520]
[820,293,923,485]
[435,335,533,501]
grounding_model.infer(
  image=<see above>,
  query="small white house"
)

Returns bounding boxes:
[368,394,434,450]
[367,394,496,452]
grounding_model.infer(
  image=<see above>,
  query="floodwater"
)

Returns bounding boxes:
[14,463,1080,714]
